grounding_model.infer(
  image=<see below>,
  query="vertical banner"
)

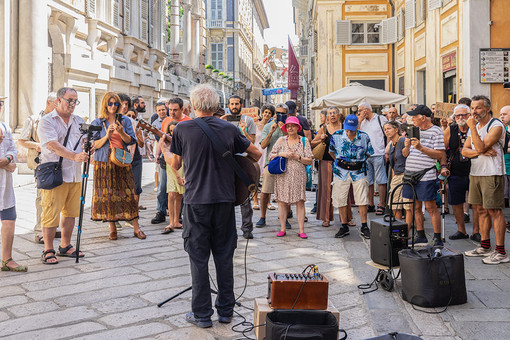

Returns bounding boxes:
[288,37,300,100]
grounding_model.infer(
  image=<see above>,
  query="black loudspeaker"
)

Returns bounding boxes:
[265,310,338,340]
[399,247,467,307]
[370,217,408,266]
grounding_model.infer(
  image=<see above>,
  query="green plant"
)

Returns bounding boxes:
[212,69,219,73]
[223,75,229,78]
[218,72,226,76]
[205,64,214,69]
[228,77,233,81]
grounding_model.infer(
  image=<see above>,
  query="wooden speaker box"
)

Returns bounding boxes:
[267,273,329,310]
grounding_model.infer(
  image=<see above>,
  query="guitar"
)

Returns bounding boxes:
[135,118,172,142]
[234,155,260,206]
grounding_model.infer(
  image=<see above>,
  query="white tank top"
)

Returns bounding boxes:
[468,118,505,176]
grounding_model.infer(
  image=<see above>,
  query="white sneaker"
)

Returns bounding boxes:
[482,252,510,265]
[465,246,493,257]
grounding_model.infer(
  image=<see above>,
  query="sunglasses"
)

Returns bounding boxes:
[108,102,120,107]
[61,98,80,106]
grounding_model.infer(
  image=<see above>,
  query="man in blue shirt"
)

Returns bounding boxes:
[329,114,374,239]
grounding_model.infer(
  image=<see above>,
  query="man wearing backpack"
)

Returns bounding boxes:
[358,102,388,215]
[18,93,58,244]
[498,105,510,233]
[462,95,508,264]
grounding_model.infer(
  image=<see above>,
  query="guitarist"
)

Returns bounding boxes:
[222,96,257,239]
[160,84,260,328]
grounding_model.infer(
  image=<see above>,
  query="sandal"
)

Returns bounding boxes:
[253,205,260,210]
[58,244,85,258]
[134,230,147,239]
[109,231,118,240]
[41,250,58,265]
[322,221,330,227]
[1,258,28,272]
[267,205,276,210]
[375,206,385,215]
[161,226,174,234]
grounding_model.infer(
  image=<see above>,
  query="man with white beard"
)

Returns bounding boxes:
[443,104,480,241]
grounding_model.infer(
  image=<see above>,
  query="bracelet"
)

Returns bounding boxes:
[6,156,12,164]
[440,164,448,169]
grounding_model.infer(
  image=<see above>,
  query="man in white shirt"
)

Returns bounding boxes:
[462,95,508,264]
[358,102,388,215]
[37,87,89,264]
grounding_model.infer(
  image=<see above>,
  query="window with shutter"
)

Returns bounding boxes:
[350,22,379,45]
[113,0,120,28]
[313,31,318,52]
[398,9,405,40]
[149,0,156,46]
[381,17,398,44]
[211,43,224,70]
[87,0,96,17]
[405,0,416,30]
[428,0,442,10]
[335,20,351,45]
[124,0,131,34]
[141,0,149,42]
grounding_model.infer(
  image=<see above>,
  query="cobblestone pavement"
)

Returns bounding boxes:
[1,162,510,339]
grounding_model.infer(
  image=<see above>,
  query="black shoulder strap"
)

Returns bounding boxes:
[194,118,254,189]
[59,125,73,168]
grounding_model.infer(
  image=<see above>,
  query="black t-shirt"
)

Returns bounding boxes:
[294,115,310,137]
[448,124,471,176]
[170,116,251,204]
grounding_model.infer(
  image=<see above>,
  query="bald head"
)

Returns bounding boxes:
[500,106,510,126]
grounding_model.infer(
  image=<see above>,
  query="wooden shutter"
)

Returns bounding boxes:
[405,0,416,30]
[141,0,149,42]
[381,17,398,44]
[124,0,131,34]
[428,0,443,10]
[86,0,96,17]
[113,0,120,28]
[335,20,351,45]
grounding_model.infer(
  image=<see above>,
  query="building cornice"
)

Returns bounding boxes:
[253,0,270,29]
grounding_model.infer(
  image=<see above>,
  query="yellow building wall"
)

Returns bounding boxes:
[490,0,510,112]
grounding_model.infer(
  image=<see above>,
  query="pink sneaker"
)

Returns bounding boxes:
[277,231,286,237]
[298,233,308,239]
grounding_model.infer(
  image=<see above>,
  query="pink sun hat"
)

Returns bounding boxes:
[282,116,303,133]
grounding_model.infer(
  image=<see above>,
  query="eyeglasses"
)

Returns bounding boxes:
[327,111,339,115]
[108,102,120,107]
[61,97,80,106]
[454,114,469,118]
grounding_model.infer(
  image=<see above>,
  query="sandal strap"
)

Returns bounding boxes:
[42,249,56,256]
[59,244,74,254]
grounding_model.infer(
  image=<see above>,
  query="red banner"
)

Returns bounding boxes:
[288,38,299,100]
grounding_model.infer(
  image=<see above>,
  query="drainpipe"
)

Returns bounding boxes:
[389,0,396,93]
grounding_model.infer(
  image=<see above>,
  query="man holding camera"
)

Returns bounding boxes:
[151,102,170,225]
[402,105,446,246]
[223,96,256,239]
[164,84,261,328]
[443,104,480,242]
[462,96,508,264]
[37,87,89,264]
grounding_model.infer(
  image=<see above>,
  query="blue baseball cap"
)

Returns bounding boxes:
[344,114,358,131]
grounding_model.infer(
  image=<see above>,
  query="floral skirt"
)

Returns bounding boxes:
[91,156,138,222]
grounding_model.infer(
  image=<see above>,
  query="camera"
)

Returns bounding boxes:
[226,114,242,122]
[406,126,420,140]
[79,123,102,134]
[277,114,287,123]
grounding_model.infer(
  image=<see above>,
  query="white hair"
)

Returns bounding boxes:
[358,102,372,111]
[47,92,57,102]
[454,104,470,114]
[189,84,219,113]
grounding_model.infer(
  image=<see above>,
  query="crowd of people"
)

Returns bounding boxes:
[1,84,509,327]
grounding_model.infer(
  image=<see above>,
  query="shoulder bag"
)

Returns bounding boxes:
[268,156,287,174]
[103,121,132,167]
[312,126,327,160]
[402,166,436,186]
[35,125,72,190]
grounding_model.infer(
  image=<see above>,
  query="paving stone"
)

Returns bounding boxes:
[0,296,28,309]
[0,312,9,322]
[450,321,510,340]
[98,305,171,327]
[0,306,97,337]
[0,268,81,288]
[7,301,60,317]
[449,308,510,322]
[370,309,413,334]
[472,290,510,308]
[73,322,173,340]
[2,322,106,340]
[0,286,25,298]
[90,296,150,314]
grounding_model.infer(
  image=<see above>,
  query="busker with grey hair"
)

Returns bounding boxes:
[357,101,388,215]
[160,83,261,327]
[18,92,58,244]
[443,104,480,242]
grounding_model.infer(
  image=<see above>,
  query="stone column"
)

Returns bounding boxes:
[192,14,200,70]
[170,0,180,59]
[182,3,192,66]
[18,0,48,124]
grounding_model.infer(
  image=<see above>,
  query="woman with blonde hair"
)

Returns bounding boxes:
[90,92,146,240]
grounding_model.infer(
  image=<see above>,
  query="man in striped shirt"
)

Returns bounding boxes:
[402,105,446,246]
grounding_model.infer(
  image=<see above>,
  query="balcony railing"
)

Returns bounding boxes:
[206,20,225,29]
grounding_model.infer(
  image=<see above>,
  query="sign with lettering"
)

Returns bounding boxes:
[442,51,457,72]
[434,102,456,119]
[262,87,291,96]
[480,48,510,83]
[241,107,259,121]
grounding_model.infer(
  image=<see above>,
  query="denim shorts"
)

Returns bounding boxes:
[132,159,143,195]
[447,175,469,205]
[402,180,438,202]
[366,155,387,185]
[0,206,17,221]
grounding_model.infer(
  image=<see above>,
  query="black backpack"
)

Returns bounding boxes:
[486,118,510,154]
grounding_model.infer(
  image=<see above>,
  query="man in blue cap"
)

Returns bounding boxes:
[329,114,374,239]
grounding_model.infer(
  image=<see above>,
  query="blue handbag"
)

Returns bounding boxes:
[268,156,287,174]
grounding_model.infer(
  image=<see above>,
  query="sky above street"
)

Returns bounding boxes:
[262,0,299,49]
